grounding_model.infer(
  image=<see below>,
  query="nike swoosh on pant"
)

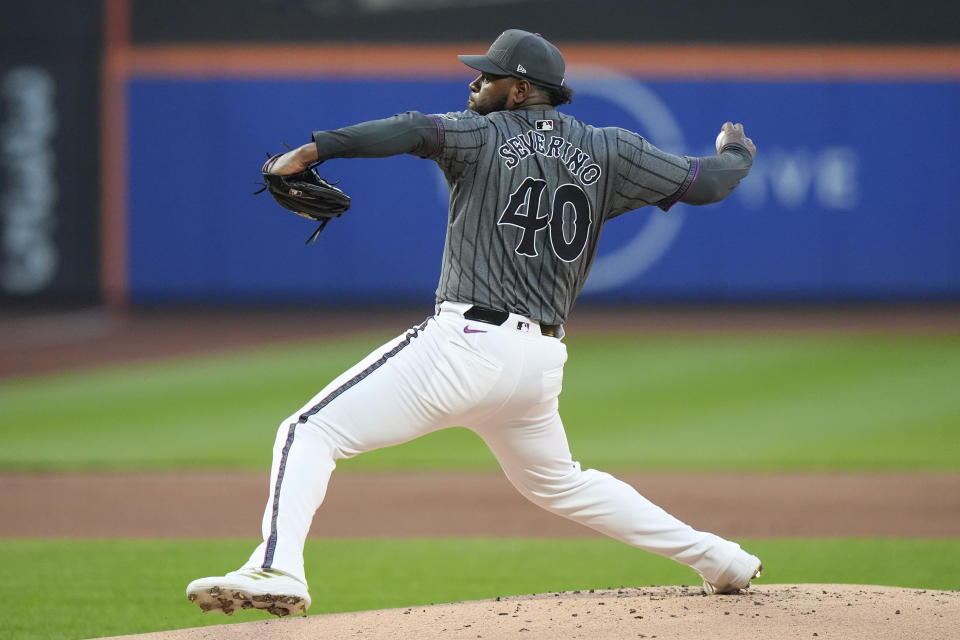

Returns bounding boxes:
[463,325,488,334]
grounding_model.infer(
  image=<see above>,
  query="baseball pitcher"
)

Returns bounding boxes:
[188,29,761,616]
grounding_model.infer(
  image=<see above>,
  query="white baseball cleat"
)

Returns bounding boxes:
[702,553,763,595]
[186,568,311,616]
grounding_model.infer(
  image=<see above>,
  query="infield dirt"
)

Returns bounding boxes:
[2,470,958,539]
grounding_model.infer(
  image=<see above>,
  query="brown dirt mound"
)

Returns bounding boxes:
[99,585,959,640]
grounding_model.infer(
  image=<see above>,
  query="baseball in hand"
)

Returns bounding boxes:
[715,129,727,152]
[715,122,756,157]
[715,122,738,152]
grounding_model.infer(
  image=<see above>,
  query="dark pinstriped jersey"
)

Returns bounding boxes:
[430,108,696,325]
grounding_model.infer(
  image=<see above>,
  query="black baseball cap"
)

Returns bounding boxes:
[458,29,565,89]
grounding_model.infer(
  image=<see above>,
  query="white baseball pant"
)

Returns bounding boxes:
[243,301,750,588]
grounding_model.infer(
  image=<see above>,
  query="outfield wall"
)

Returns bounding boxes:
[121,51,960,304]
[4,1,960,307]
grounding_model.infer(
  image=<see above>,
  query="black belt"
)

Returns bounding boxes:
[463,305,561,338]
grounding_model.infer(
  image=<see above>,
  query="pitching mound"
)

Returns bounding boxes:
[104,584,957,639]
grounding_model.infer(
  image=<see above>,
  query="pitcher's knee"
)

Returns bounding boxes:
[511,464,599,508]
[273,414,342,461]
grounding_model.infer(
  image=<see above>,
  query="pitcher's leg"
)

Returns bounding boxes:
[242,417,338,585]
[243,319,448,585]
[478,411,757,587]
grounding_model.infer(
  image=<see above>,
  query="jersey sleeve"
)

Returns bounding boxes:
[427,110,488,180]
[312,111,440,161]
[609,129,699,218]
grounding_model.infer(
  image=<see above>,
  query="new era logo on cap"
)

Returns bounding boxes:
[457,29,566,89]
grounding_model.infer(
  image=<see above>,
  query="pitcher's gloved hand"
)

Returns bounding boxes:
[257,153,351,244]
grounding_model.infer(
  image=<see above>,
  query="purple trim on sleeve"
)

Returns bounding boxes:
[427,115,445,156]
[660,157,700,212]
[680,157,701,200]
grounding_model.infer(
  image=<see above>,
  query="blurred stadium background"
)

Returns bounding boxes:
[2,3,959,638]
[1,0,958,316]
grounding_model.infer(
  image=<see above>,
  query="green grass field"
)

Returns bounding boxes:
[1,331,958,639]
[2,333,958,471]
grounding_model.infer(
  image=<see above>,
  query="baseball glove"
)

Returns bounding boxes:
[257,153,351,244]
